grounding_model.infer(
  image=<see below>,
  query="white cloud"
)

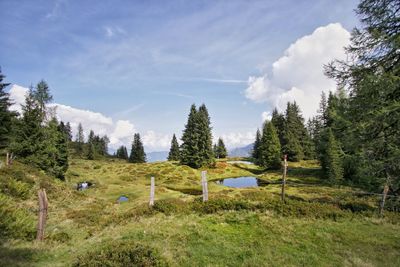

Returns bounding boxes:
[8,84,169,151]
[261,111,271,122]
[9,84,29,113]
[104,26,126,38]
[142,131,171,152]
[245,23,351,119]
[219,131,255,149]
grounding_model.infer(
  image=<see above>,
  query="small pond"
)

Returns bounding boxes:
[118,196,129,202]
[215,176,269,188]
[227,161,254,165]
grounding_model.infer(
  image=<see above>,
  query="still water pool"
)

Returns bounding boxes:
[215,177,269,188]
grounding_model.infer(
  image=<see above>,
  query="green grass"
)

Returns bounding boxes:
[1,157,399,266]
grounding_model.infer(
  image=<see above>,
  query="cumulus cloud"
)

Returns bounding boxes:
[245,23,351,119]
[261,111,271,122]
[8,84,169,151]
[219,131,255,148]
[142,131,171,151]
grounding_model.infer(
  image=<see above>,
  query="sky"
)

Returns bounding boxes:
[0,0,359,152]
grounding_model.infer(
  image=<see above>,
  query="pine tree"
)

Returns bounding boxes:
[86,130,95,160]
[116,145,129,160]
[167,134,180,161]
[180,104,201,168]
[213,143,218,158]
[11,88,68,179]
[0,68,13,150]
[87,143,95,160]
[76,123,84,154]
[180,104,215,168]
[65,122,72,141]
[282,102,304,161]
[325,0,400,192]
[321,128,343,183]
[215,137,227,158]
[252,129,262,164]
[259,121,282,169]
[129,133,146,163]
[11,87,43,159]
[33,80,53,119]
[197,104,215,166]
[271,108,285,147]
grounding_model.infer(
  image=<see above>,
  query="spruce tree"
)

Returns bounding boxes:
[197,104,215,166]
[259,121,282,169]
[65,122,72,141]
[116,145,129,160]
[167,134,180,161]
[180,104,215,168]
[215,137,227,158]
[86,130,96,160]
[271,108,285,147]
[33,80,53,119]
[180,104,201,168]
[213,143,218,158]
[0,68,13,150]
[129,133,146,163]
[11,88,68,179]
[252,129,262,164]
[322,128,343,183]
[76,123,84,154]
[87,143,95,160]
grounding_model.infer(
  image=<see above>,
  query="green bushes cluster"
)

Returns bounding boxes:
[0,194,36,240]
[148,194,398,221]
[73,240,167,267]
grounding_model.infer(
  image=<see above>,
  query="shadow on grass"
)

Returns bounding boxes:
[0,244,39,267]
[287,167,322,179]
[232,164,266,175]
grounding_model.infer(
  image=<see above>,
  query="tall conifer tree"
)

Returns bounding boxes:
[259,121,282,169]
[129,133,146,163]
[168,134,180,161]
[252,129,262,164]
[0,68,13,150]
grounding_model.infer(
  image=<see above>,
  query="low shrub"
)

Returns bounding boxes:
[73,240,167,267]
[0,193,36,241]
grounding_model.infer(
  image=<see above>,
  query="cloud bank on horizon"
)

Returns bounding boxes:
[8,84,168,152]
[245,23,351,120]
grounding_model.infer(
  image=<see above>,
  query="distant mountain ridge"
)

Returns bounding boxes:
[228,143,254,157]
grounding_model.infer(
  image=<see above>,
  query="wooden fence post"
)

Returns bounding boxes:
[281,155,287,202]
[201,171,208,202]
[149,176,155,206]
[6,152,9,167]
[36,189,48,241]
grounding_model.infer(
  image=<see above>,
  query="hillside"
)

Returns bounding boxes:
[1,158,399,266]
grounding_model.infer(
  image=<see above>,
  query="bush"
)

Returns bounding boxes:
[0,194,36,241]
[73,240,167,267]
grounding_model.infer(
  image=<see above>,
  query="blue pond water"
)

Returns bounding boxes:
[118,196,129,202]
[216,177,269,188]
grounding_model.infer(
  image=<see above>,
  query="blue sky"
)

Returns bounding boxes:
[0,0,359,151]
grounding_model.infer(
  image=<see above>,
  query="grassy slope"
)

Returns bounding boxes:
[1,158,399,266]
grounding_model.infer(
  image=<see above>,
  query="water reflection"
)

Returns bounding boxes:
[216,176,269,188]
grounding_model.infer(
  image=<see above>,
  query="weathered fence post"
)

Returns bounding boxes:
[201,171,208,202]
[281,155,287,202]
[36,189,48,241]
[379,179,390,216]
[149,176,155,206]
[6,152,9,167]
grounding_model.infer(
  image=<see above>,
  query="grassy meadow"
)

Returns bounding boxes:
[1,157,400,266]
